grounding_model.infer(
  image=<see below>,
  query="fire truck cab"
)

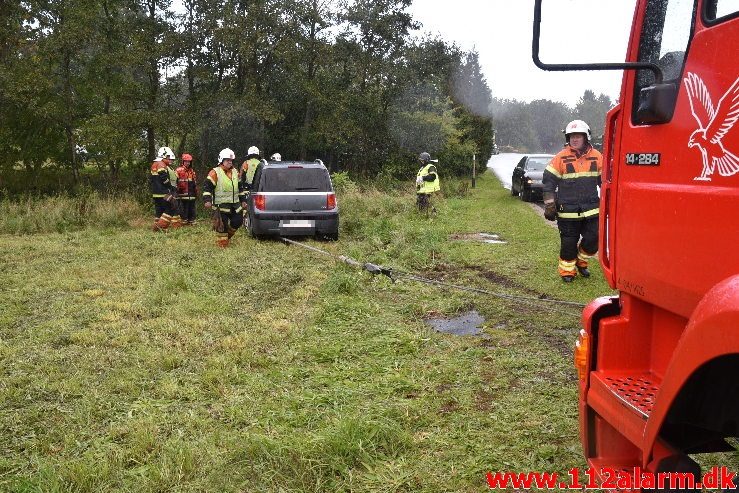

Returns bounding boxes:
[535,0,739,484]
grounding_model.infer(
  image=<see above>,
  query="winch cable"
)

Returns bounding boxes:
[280,238,587,312]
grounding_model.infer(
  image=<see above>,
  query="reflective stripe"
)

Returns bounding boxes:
[152,194,166,198]
[545,165,561,178]
[577,246,595,261]
[558,208,599,219]
[217,206,243,213]
[560,171,600,179]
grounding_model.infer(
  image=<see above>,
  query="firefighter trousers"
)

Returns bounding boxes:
[180,199,196,223]
[557,216,598,277]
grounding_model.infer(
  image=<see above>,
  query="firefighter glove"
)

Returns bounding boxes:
[544,202,557,221]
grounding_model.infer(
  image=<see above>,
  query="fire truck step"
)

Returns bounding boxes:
[587,371,662,446]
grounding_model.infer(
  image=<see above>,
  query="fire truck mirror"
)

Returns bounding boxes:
[635,82,678,125]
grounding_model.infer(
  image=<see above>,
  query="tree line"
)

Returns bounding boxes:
[492,90,614,154]
[1,0,496,195]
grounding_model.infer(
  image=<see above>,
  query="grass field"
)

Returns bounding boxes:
[0,174,616,492]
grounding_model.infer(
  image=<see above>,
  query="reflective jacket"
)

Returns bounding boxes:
[240,157,262,190]
[203,165,246,212]
[543,144,602,220]
[417,164,440,194]
[176,165,198,200]
[149,159,175,198]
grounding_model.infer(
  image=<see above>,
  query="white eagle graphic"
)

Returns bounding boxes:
[682,72,739,181]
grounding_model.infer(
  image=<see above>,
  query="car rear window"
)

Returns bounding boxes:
[527,157,551,170]
[261,167,332,192]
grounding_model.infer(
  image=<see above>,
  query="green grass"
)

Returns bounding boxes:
[0,175,615,491]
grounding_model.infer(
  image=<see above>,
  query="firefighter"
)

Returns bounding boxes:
[542,120,603,282]
[239,145,262,192]
[149,146,182,231]
[416,151,440,213]
[176,153,198,225]
[203,148,247,247]
[270,152,282,161]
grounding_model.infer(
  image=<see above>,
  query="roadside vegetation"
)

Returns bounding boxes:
[0,174,614,492]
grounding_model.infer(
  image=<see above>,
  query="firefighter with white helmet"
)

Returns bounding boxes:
[239,145,262,191]
[202,148,247,247]
[542,119,603,282]
[149,146,182,231]
[270,152,282,161]
[416,151,440,213]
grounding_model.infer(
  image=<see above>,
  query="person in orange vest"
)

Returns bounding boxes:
[542,120,603,282]
[202,148,247,247]
[176,153,198,225]
[149,146,182,231]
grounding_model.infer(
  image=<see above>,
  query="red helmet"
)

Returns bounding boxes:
[181,153,193,162]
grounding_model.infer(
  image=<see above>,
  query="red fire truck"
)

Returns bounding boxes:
[534,0,739,485]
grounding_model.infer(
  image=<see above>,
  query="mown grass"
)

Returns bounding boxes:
[0,174,615,491]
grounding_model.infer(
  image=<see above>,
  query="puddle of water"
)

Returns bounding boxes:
[449,232,507,245]
[426,310,486,336]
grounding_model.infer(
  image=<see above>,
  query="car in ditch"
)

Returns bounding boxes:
[244,159,339,240]
[510,153,553,202]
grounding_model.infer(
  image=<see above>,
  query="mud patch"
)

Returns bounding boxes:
[449,232,507,244]
[426,310,486,336]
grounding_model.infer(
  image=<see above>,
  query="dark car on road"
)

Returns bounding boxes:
[245,159,339,240]
[511,154,553,202]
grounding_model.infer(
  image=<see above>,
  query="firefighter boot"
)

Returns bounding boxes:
[216,232,230,248]
[227,226,237,240]
[170,215,183,229]
[558,257,577,281]
[153,214,172,232]
[576,246,594,278]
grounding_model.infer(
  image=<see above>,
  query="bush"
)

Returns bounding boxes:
[330,172,358,195]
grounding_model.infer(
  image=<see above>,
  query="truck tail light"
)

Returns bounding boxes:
[574,328,590,382]
[254,194,266,211]
[327,193,337,209]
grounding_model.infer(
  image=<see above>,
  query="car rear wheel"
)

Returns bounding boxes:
[245,212,256,238]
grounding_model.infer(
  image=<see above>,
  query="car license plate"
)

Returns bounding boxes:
[280,220,314,228]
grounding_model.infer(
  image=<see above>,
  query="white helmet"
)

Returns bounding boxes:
[564,120,591,141]
[218,148,235,162]
[270,153,282,161]
[247,146,260,156]
[157,146,175,160]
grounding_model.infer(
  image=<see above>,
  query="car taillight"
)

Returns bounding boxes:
[574,328,590,382]
[254,194,266,211]
[326,193,337,209]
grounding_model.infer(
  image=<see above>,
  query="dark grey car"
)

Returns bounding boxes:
[511,154,553,202]
[245,159,339,240]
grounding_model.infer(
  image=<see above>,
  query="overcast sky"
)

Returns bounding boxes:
[408,0,638,107]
